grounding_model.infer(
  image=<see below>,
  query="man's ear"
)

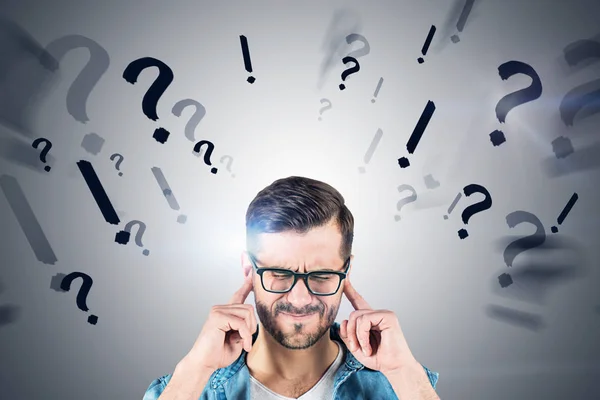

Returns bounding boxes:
[241,250,253,278]
[347,254,354,279]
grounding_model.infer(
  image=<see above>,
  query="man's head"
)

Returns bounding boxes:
[242,176,354,350]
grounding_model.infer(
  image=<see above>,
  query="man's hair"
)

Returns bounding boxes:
[245,176,354,260]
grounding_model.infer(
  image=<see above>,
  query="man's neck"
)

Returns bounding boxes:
[246,325,339,381]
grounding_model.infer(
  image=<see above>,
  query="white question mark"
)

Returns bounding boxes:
[172,98,206,142]
[395,184,418,221]
[318,99,332,121]
[109,153,124,176]
[220,155,235,178]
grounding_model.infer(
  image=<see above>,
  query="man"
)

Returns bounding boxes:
[144,176,440,399]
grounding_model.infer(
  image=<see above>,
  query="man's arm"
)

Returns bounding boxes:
[384,360,440,400]
[156,356,215,400]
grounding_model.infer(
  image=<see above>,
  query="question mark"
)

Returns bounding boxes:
[560,40,600,127]
[122,57,174,143]
[109,153,124,176]
[394,184,418,221]
[31,137,52,172]
[114,220,150,256]
[318,98,332,121]
[489,61,543,146]
[457,184,492,239]
[346,33,370,60]
[220,155,235,177]
[339,56,360,90]
[500,211,546,289]
[59,271,98,325]
[193,140,218,174]
[44,34,110,124]
[172,98,206,142]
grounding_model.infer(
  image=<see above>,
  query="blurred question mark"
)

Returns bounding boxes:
[31,137,52,172]
[346,33,370,60]
[122,57,174,143]
[59,271,98,325]
[0,279,20,327]
[172,98,206,142]
[394,184,418,221]
[552,40,600,159]
[318,98,332,121]
[220,155,235,177]
[457,183,492,239]
[498,211,546,288]
[109,153,124,176]
[560,40,600,126]
[339,56,360,90]
[114,220,150,256]
[44,34,110,124]
[489,61,542,146]
[193,140,218,174]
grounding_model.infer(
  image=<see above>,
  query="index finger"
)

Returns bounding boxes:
[228,271,254,304]
[343,277,372,310]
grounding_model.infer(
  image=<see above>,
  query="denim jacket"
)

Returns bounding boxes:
[144,322,439,399]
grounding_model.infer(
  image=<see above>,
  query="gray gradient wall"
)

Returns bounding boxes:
[0,0,599,399]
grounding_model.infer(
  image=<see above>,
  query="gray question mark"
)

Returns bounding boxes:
[172,98,206,142]
[31,137,52,172]
[109,153,124,176]
[123,220,149,256]
[44,34,110,124]
[503,210,546,269]
[346,33,370,59]
[220,155,235,177]
[394,184,418,221]
[318,98,332,121]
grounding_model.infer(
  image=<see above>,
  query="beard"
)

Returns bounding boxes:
[255,298,338,350]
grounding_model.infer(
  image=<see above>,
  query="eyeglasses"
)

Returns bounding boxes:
[248,253,351,296]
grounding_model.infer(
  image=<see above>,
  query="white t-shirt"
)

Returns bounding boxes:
[250,340,344,400]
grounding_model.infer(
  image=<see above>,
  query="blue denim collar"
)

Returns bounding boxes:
[208,321,363,389]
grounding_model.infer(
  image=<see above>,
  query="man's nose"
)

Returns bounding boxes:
[286,278,313,308]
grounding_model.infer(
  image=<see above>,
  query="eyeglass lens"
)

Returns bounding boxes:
[262,270,341,294]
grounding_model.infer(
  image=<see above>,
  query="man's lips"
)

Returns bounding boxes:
[280,312,315,319]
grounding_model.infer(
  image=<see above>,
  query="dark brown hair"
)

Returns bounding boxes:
[246,176,354,260]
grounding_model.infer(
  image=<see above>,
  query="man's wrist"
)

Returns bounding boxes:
[383,359,439,400]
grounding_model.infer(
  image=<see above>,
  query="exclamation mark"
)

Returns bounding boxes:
[550,193,578,233]
[443,192,462,220]
[398,100,436,168]
[239,35,255,84]
[358,128,383,173]
[417,25,436,64]
[451,0,475,43]
[371,77,384,103]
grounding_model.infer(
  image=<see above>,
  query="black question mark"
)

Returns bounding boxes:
[31,137,52,172]
[489,61,543,146]
[193,140,218,174]
[123,57,174,143]
[59,272,98,325]
[339,56,360,90]
[457,184,492,239]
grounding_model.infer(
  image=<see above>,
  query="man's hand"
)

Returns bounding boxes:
[339,277,439,399]
[186,271,257,372]
[339,277,417,374]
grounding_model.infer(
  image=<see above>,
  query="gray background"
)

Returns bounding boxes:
[0,0,599,399]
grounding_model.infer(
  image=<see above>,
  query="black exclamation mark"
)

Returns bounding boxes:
[239,35,255,84]
[417,25,436,64]
[398,100,436,168]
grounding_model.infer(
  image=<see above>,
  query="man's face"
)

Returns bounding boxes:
[244,219,351,350]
